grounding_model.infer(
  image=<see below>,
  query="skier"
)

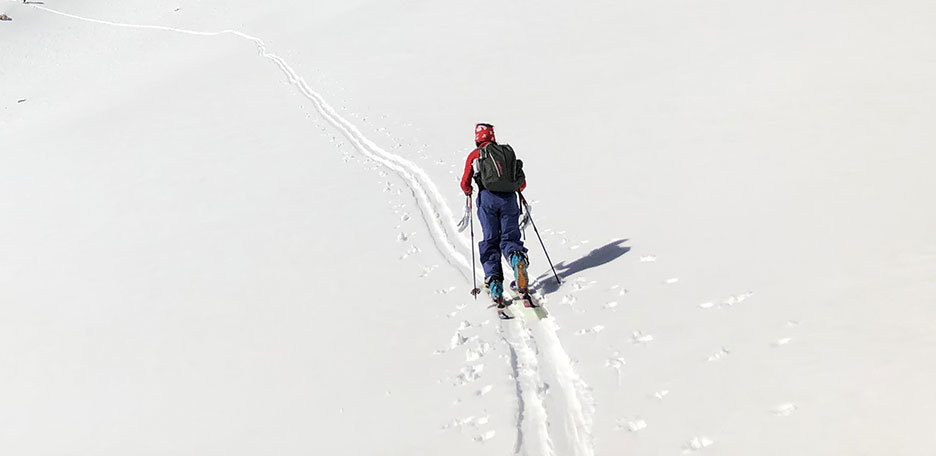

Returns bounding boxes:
[460,123,530,306]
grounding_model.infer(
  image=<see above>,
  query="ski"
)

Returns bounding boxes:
[508,281,540,308]
[520,292,540,308]
[487,299,514,320]
[505,281,548,319]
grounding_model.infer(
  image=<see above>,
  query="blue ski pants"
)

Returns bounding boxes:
[477,190,527,282]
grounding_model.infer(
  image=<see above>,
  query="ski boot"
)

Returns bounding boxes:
[510,251,538,308]
[488,279,505,306]
[486,278,512,319]
[509,251,530,293]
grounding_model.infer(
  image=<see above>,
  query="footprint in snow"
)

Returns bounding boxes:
[699,291,755,310]
[653,390,670,400]
[465,341,492,361]
[683,436,715,453]
[605,356,626,385]
[476,384,493,396]
[722,291,754,306]
[615,417,647,432]
[631,331,654,345]
[399,245,421,259]
[571,278,594,291]
[605,356,626,370]
[449,331,471,349]
[610,285,629,296]
[453,364,485,385]
[772,403,798,416]
[640,255,657,263]
[442,415,475,430]
[418,265,438,278]
[627,419,647,432]
[575,325,605,336]
[707,348,731,362]
[474,430,496,442]
[663,278,679,285]
[772,337,793,347]
[603,301,619,310]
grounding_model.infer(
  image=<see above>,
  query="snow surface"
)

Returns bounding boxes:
[2,0,935,454]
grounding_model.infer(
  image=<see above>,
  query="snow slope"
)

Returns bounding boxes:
[2,0,935,454]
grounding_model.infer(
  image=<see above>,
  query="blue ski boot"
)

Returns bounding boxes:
[488,279,504,305]
[486,278,512,319]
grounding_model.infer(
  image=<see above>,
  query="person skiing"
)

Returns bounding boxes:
[460,123,530,306]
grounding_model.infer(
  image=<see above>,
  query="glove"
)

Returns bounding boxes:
[518,203,531,238]
[456,200,471,232]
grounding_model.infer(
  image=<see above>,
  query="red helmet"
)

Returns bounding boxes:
[475,123,495,146]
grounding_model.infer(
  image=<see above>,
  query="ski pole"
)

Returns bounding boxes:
[468,195,481,297]
[519,193,562,286]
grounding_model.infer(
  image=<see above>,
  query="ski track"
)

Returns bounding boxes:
[501,323,553,456]
[533,319,596,456]
[27,5,595,455]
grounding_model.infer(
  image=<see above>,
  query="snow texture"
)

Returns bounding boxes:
[2,0,935,455]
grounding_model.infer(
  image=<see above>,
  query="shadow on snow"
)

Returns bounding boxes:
[534,239,631,294]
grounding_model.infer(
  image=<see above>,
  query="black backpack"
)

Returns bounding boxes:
[477,143,525,192]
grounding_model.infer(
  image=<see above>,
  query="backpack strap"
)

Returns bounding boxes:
[473,145,486,191]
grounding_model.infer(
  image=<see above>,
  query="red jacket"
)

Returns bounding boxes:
[460,141,527,195]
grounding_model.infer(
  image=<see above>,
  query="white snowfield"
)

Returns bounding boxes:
[1,0,934,455]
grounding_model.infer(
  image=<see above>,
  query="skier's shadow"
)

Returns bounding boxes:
[534,239,631,294]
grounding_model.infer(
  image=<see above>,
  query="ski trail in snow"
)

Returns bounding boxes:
[29,5,594,455]
[31,3,474,282]
[532,319,596,456]
[501,323,554,456]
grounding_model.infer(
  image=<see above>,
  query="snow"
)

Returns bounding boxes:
[2,0,935,454]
